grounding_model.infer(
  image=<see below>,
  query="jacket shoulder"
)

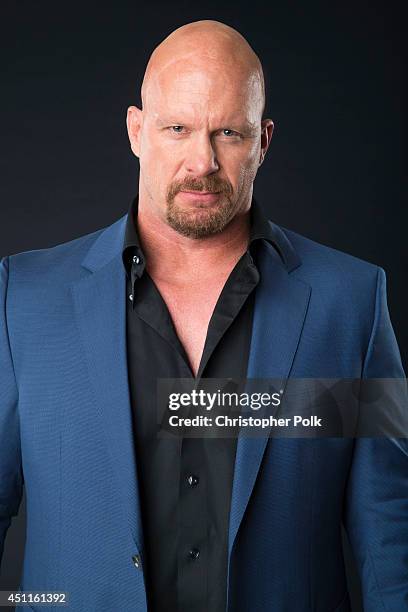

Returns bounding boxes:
[281,225,380,278]
[5,215,125,284]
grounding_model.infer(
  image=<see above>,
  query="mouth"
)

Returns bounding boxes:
[177,190,221,205]
[180,190,220,195]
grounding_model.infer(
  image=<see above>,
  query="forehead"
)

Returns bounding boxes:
[145,56,263,124]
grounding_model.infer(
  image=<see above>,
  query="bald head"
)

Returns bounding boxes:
[126,20,274,240]
[141,20,265,116]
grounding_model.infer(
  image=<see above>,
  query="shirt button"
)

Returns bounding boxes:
[187,474,199,487]
[133,255,143,265]
[132,554,141,569]
[188,548,200,560]
[128,294,134,302]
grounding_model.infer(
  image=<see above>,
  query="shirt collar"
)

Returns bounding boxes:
[121,193,283,279]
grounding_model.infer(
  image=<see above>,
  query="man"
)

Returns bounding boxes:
[0,19,406,612]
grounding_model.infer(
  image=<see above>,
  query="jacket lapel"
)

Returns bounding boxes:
[228,237,312,558]
[69,216,144,555]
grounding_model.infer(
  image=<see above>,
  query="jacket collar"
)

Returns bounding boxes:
[82,194,301,275]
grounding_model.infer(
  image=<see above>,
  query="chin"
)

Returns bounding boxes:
[166,205,234,239]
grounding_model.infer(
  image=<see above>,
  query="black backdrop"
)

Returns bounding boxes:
[1,1,406,610]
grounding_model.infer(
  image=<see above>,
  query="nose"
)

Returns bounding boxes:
[184,133,219,177]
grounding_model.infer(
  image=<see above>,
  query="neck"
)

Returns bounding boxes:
[136,190,252,285]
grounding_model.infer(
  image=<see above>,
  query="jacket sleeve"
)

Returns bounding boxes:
[0,256,23,571]
[343,266,408,611]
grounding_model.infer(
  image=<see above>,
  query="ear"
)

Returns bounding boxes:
[126,106,143,158]
[259,119,274,166]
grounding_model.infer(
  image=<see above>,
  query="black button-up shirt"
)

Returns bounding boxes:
[122,194,278,612]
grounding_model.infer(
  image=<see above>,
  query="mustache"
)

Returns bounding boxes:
[167,176,233,199]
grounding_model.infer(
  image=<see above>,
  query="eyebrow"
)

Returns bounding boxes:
[154,117,258,132]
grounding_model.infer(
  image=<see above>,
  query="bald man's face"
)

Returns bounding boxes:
[127,55,273,238]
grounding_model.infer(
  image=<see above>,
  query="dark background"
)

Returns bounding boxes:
[1,1,406,610]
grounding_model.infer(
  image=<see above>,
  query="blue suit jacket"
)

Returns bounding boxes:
[0,211,406,611]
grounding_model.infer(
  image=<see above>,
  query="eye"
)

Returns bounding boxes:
[169,125,185,133]
[220,128,241,138]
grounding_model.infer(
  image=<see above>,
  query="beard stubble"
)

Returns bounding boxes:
[165,176,236,238]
